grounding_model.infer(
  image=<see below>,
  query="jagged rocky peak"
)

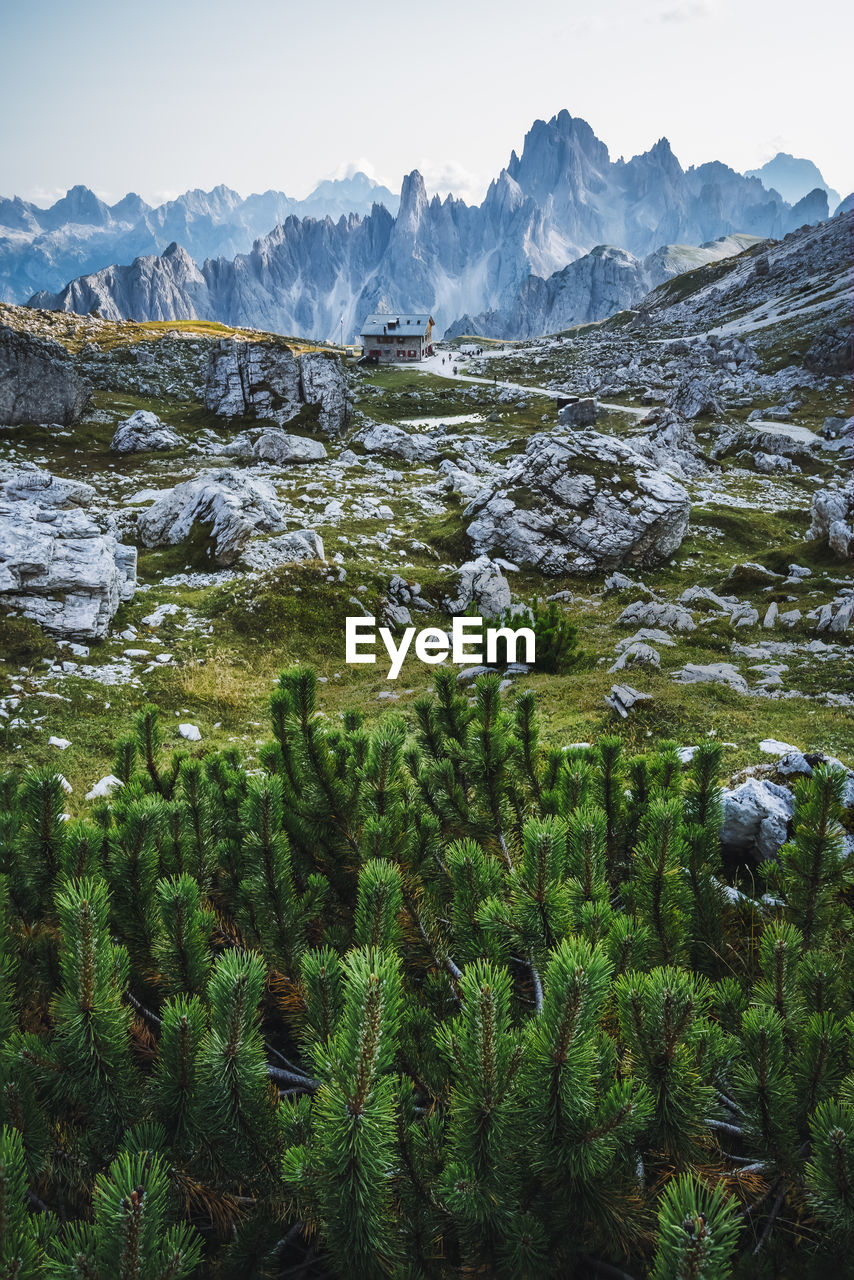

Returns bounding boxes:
[395,170,429,230]
[507,110,611,204]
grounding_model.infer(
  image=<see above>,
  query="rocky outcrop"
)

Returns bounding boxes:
[808,479,854,558]
[298,352,350,437]
[204,339,348,437]
[465,431,690,573]
[804,324,853,375]
[0,465,136,639]
[111,409,181,453]
[136,469,288,567]
[0,324,91,425]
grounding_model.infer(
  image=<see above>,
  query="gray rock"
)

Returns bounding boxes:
[136,469,288,567]
[465,430,690,574]
[617,600,696,632]
[609,642,660,672]
[2,464,94,509]
[558,398,597,427]
[445,556,512,620]
[720,778,795,862]
[804,324,852,375]
[358,421,439,462]
[0,470,136,639]
[666,375,722,419]
[0,324,91,425]
[111,409,181,454]
[204,338,348,437]
[224,428,327,465]
[807,479,853,559]
[241,529,325,570]
[606,684,652,718]
[297,352,350,438]
[673,662,748,693]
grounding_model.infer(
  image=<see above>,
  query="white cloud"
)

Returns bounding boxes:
[414,159,490,206]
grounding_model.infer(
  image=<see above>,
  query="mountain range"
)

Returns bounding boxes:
[0,174,399,304]
[20,111,852,341]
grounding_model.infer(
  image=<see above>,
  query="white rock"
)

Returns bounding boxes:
[178,723,202,742]
[721,778,794,862]
[111,410,181,454]
[673,663,748,694]
[465,430,690,574]
[86,774,123,800]
[136,469,288,567]
[49,736,71,750]
[445,555,512,620]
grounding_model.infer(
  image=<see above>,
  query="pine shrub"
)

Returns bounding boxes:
[0,667,852,1277]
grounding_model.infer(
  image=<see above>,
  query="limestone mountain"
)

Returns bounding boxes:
[26,111,834,341]
[0,174,399,304]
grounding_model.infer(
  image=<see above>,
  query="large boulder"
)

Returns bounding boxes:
[445,556,512,619]
[808,479,853,559]
[224,428,327,465]
[465,431,690,574]
[136,469,288,567]
[204,339,348,437]
[720,778,795,863]
[558,398,597,428]
[0,324,91,425]
[665,376,722,419]
[111,409,182,454]
[0,467,136,639]
[358,421,439,463]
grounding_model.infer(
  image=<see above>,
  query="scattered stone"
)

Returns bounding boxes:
[673,663,748,693]
[48,736,71,750]
[178,724,202,742]
[86,774,123,800]
[617,600,695,632]
[606,684,652,718]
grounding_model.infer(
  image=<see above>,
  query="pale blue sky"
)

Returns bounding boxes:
[2,0,851,207]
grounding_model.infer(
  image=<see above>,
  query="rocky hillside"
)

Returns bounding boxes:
[0,212,851,798]
[0,173,400,305]
[26,112,843,342]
